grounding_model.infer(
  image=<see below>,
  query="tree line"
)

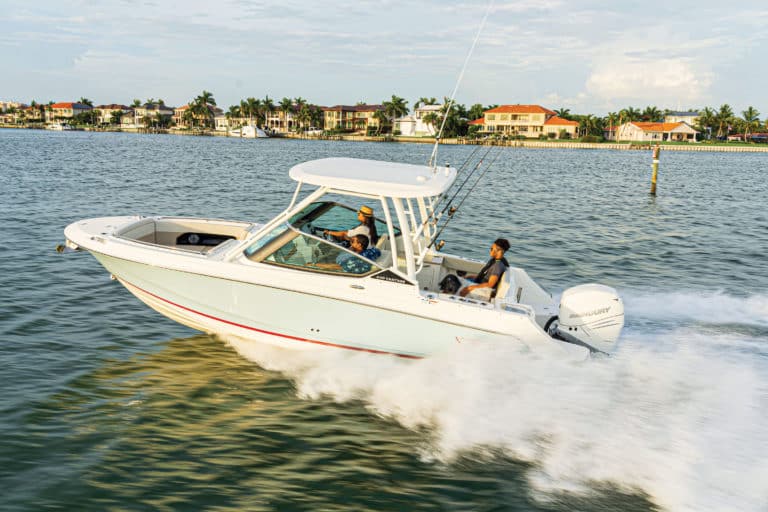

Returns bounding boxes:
[556,104,765,140]
[7,92,767,141]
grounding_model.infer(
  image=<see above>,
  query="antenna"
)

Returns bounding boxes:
[428,0,495,169]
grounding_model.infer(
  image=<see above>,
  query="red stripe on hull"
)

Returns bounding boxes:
[121,279,422,359]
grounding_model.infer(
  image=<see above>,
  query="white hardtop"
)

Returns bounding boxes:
[289,157,456,198]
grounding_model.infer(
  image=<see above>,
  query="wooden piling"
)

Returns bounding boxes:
[650,145,660,195]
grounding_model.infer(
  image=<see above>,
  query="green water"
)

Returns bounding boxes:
[1,129,766,511]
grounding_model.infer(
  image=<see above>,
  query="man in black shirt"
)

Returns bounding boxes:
[459,238,510,298]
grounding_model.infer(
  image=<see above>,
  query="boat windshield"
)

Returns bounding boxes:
[287,201,398,240]
[243,222,384,277]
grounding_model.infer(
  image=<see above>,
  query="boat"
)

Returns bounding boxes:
[228,125,269,138]
[46,122,72,131]
[63,157,624,359]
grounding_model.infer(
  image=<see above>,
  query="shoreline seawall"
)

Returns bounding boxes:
[3,124,767,153]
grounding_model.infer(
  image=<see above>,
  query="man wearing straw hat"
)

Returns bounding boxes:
[324,205,378,246]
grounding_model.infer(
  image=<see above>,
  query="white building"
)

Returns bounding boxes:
[615,122,699,142]
[396,104,443,136]
[664,111,699,125]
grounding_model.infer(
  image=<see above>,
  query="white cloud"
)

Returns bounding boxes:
[586,58,713,106]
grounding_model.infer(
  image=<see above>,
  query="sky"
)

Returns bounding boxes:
[1,0,767,117]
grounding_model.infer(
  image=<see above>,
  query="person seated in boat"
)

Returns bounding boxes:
[459,238,510,299]
[324,205,379,246]
[313,234,381,274]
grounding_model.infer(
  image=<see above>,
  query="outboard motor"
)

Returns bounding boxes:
[550,284,624,354]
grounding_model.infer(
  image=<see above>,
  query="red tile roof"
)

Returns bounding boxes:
[485,104,556,115]
[468,118,484,125]
[96,104,130,110]
[631,122,685,132]
[51,102,91,109]
[322,105,384,112]
[544,116,579,126]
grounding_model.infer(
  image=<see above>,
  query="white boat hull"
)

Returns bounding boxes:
[90,251,562,358]
[229,125,268,138]
[63,153,620,361]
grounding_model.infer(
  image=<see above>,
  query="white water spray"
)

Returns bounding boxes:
[225,290,768,512]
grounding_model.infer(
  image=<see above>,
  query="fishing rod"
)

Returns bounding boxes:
[428,0,494,169]
[427,146,504,250]
[435,144,494,217]
[417,144,490,241]
[421,144,485,225]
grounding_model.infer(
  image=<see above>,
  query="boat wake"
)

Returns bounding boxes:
[225,290,768,512]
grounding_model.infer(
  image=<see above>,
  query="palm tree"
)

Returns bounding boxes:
[293,97,308,130]
[422,111,440,135]
[642,106,662,122]
[226,105,241,131]
[109,110,124,126]
[308,104,323,130]
[696,107,716,139]
[467,103,486,121]
[196,90,216,107]
[295,103,313,132]
[716,104,734,138]
[382,95,409,134]
[604,112,619,140]
[437,98,467,138]
[620,106,641,122]
[279,97,293,132]
[252,98,265,127]
[373,110,389,135]
[577,114,599,137]
[741,106,761,141]
[263,95,275,129]
[190,91,216,129]
[554,108,571,119]
[182,108,196,128]
[243,97,260,126]
[413,97,437,110]
[78,97,96,125]
[238,99,249,127]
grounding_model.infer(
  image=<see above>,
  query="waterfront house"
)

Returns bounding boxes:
[615,121,699,142]
[395,115,416,136]
[479,105,578,139]
[173,105,189,127]
[265,109,296,133]
[664,111,699,125]
[322,104,384,133]
[396,104,443,136]
[543,116,580,138]
[51,102,92,120]
[173,104,222,129]
[214,113,228,132]
[16,105,44,123]
[95,104,131,126]
[0,101,25,113]
[133,103,174,128]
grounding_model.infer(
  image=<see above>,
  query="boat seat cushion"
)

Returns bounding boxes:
[375,249,392,269]
[495,271,514,303]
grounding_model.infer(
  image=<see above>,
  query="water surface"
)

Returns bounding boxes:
[1,129,767,511]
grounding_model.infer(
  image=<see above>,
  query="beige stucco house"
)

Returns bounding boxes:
[50,102,92,119]
[480,105,578,138]
[322,105,384,133]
